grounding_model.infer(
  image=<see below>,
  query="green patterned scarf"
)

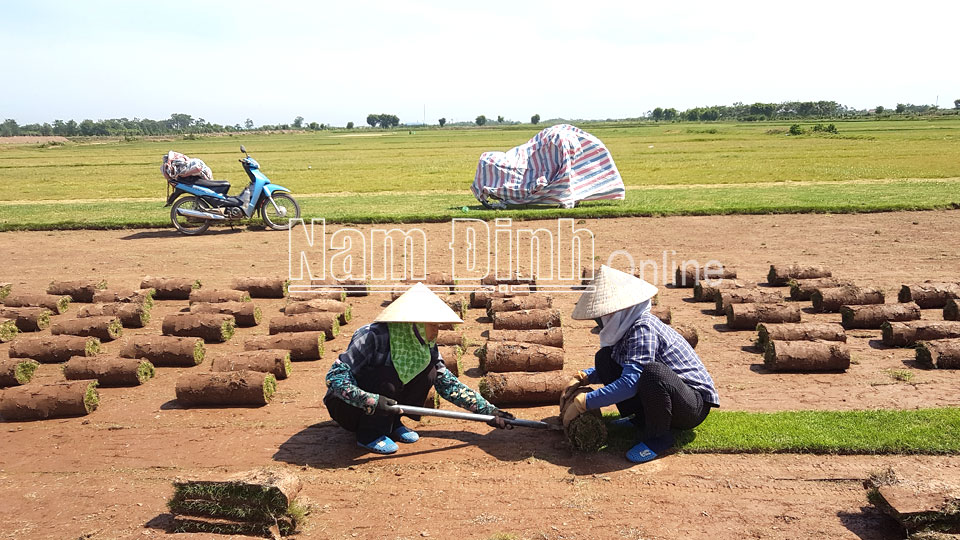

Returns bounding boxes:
[388,323,433,384]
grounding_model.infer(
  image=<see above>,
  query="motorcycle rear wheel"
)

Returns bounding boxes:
[261,193,301,231]
[170,196,211,235]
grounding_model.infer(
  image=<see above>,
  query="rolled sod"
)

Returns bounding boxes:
[478,370,567,406]
[840,302,921,330]
[756,322,846,349]
[232,277,289,299]
[0,379,99,421]
[443,297,468,321]
[481,273,537,290]
[480,341,564,373]
[693,279,753,302]
[141,277,201,300]
[0,359,39,387]
[673,324,699,348]
[269,312,339,339]
[811,286,885,313]
[120,336,205,367]
[77,302,150,328]
[245,332,325,361]
[788,278,852,301]
[163,313,235,343]
[188,289,251,304]
[487,296,553,317]
[470,289,529,310]
[190,301,262,327]
[435,331,467,348]
[283,299,351,325]
[51,316,123,342]
[438,346,462,376]
[289,290,347,302]
[898,282,960,309]
[311,278,368,298]
[9,335,100,363]
[424,387,438,408]
[46,279,107,303]
[0,307,51,332]
[492,308,561,330]
[210,350,291,380]
[916,339,960,369]
[63,356,155,386]
[763,340,850,372]
[175,370,277,406]
[882,321,960,347]
[725,303,801,330]
[93,287,155,308]
[651,306,672,324]
[674,265,737,287]
[767,264,832,286]
[0,282,10,301]
[3,293,70,314]
[0,318,19,343]
[488,327,564,348]
[715,289,782,314]
[567,412,608,452]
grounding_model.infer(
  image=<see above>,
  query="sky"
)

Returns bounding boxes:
[3,0,959,127]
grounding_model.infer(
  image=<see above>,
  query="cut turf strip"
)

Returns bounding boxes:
[141,277,201,300]
[437,346,462,376]
[190,301,262,327]
[566,413,608,452]
[268,312,339,339]
[175,371,277,407]
[763,340,850,372]
[487,328,563,348]
[188,289,251,304]
[46,279,107,303]
[479,342,564,373]
[0,359,39,387]
[209,350,291,380]
[2,293,70,314]
[162,313,235,343]
[77,302,150,328]
[245,332,325,361]
[63,356,155,386]
[767,264,832,286]
[0,380,99,421]
[478,371,567,406]
[0,307,51,332]
[434,331,467,348]
[756,322,846,349]
[487,296,553,317]
[50,316,123,342]
[492,308,561,330]
[9,335,100,363]
[232,277,289,299]
[120,336,205,367]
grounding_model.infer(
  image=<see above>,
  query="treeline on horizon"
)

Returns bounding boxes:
[2,99,958,138]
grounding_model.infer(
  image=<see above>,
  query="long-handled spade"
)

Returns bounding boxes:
[386,404,563,430]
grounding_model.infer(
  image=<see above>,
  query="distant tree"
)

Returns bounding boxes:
[531,113,540,124]
[367,114,377,128]
[346,121,354,129]
[377,114,399,128]
[875,105,885,115]
[954,99,960,110]
[663,108,678,121]
[895,103,906,114]
[438,117,446,127]
[476,115,486,126]
[651,107,664,121]
[497,115,504,123]
[79,119,96,136]
[244,118,254,130]
[0,119,19,137]
[65,119,78,136]
[685,109,699,121]
[168,113,193,131]
[308,122,319,130]
[789,124,804,136]
[41,123,52,136]
[293,116,304,128]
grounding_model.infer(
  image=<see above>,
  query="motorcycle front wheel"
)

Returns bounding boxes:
[170,196,211,235]
[261,193,301,230]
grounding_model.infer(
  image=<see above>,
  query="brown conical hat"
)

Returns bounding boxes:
[374,282,464,324]
[571,265,659,320]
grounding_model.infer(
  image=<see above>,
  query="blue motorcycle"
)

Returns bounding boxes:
[164,145,301,235]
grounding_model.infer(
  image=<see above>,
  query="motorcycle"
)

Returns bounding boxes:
[164,145,301,235]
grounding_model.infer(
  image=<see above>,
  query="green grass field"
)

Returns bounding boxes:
[1,117,959,230]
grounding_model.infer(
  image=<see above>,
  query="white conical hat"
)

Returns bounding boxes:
[375,282,464,324]
[571,265,659,320]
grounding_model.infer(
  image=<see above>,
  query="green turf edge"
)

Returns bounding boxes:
[14,359,39,384]
[0,319,19,342]
[107,317,123,339]
[137,360,155,384]
[281,353,292,379]
[84,337,101,356]
[193,339,206,365]
[316,333,325,358]
[262,374,277,403]
[83,380,100,413]
[0,283,11,301]
[220,320,236,342]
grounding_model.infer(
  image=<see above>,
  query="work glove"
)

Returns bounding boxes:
[374,395,398,414]
[561,393,588,429]
[487,408,515,429]
[559,370,589,411]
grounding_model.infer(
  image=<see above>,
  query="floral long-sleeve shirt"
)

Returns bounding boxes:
[325,323,496,415]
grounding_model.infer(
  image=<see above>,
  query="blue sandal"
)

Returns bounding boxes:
[392,425,420,443]
[626,442,658,464]
[357,436,398,454]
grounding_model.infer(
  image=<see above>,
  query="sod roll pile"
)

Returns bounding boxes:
[946,298,960,321]
[0,359,39,387]
[673,324,699,348]
[190,301,262,327]
[674,265,737,288]
[767,264,832,286]
[163,313,235,343]
[841,303,921,330]
[9,335,100,363]
[651,306,672,324]
[442,297,468,322]
[141,277,201,300]
[492,308,561,330]
[898,282,960,309]
[3,293,70,314]
[715,289,782,314]
[175,370,277,406]
[77,302,150,328]
[0,380,99,421]
[188,289,251,304]
[726,303,801,330]
[46,279,107,303]
[0,307,51,332]
[168,469,303,537]
[435,331,467,348]
[811,286,885,313]
[210,350,291,380]
[881,321,960,347]
[693,279,752,302]
[232,277,289,299]
[479,371,567,406]
[481,273,537,290]
[63,356,155,386]
[51,316,123,342]
[763,340,850,372]
[788,278,851,301]
[289,289,347,302]
[487,327,564,348]
[566,412,608,452]
[470,289,528,309]
[487,296,553,317]
[93,287,155,307]
[334,278,368,298]
[0,318,19,343]
[916,339,960,369]
[245,332,325,361]
[120,336,205,367]
[438,346,462,376]
[283,299,351,325]
[0,282,10,301]
[757,322,846,349]
[480,342,564,372]
[269,312,339,339]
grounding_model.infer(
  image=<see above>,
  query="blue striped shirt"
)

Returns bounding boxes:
[583,313,720,409]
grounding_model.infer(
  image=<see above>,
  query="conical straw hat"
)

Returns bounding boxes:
[571,265,659,320]
[375,282,464,324]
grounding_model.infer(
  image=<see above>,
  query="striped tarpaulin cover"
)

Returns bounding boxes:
[471,124,625,209]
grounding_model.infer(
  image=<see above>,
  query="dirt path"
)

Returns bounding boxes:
[1,210,959,539]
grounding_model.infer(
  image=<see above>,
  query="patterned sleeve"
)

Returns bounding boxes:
[433,350,496,414]
[324,327,380,414]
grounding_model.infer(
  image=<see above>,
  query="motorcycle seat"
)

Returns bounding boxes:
[180,176,231,195]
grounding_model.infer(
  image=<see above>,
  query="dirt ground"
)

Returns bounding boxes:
[2,210,960,539]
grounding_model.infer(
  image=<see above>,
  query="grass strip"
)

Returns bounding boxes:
[603,408,960,454]
[83,381,100,413]
[137,360,155,384]
[15,359,39,384]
